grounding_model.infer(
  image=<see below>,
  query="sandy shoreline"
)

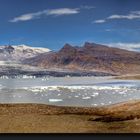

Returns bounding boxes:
[0,100,140,133]
[0,75,139,133]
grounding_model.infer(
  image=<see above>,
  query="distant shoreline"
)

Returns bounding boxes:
[114,74,140,80]
[0,73,140,79]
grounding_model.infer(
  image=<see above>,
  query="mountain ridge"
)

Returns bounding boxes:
[22,42,140,75]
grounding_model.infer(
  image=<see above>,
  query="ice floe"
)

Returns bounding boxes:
[49,99,63,102]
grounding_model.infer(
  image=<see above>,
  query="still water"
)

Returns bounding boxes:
[0,76,140,107]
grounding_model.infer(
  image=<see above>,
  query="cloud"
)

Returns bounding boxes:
[10,11,45,22]
[80,5,95,10]
[105,29,112,32]
[46,8,80,16]
[93,19,106,23]
[111,11,140,20]
[94,11,140,24]
[10,8,80,22]
[106,42,140,51]
[108,11,140,20]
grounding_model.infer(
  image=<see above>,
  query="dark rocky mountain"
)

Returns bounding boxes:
[23,42,140,75]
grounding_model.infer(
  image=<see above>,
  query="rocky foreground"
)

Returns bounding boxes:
[0,100,140,133]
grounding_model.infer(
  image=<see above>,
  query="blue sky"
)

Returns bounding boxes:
[0,0,140,51]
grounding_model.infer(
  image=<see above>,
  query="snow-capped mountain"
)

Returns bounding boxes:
[0,44,51,61]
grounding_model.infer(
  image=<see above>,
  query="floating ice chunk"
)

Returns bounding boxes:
[29,89,41,92]
[82,97,91,100]
[23,85,129,93]
[41,78,49,81]
[22,75,36,79]
[0,84,5,90]
[13,95,16,98]
[92,104,98,106]
[75,95,79,98]
[91,92,99,97]
[0,76,9,79]
[95,92,99,95]
[119,91,126,95]
[109,101,112,104]
[49,99,63,102]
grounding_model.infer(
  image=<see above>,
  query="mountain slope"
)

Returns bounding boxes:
[23,42,140,75]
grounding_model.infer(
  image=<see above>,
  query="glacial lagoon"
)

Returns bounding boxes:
[0,76,140,107]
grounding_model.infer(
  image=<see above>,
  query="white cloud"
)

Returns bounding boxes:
[10,10,48,22]
[46,8,80,16]
[94,11,140,24]
[93,19,106,23]
[80,5,95,10]
[106,42,140,51]
[10,8,80,22]
[108,11,140,20]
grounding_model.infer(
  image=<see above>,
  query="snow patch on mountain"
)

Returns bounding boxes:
[0,44,51,61]
[13,44,51,54]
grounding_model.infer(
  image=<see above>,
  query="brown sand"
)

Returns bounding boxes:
[0,100,140,133]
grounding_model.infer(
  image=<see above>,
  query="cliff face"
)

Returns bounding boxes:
[23,42,140,75]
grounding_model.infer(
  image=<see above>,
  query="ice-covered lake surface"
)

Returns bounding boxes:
[0,76,140,107]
